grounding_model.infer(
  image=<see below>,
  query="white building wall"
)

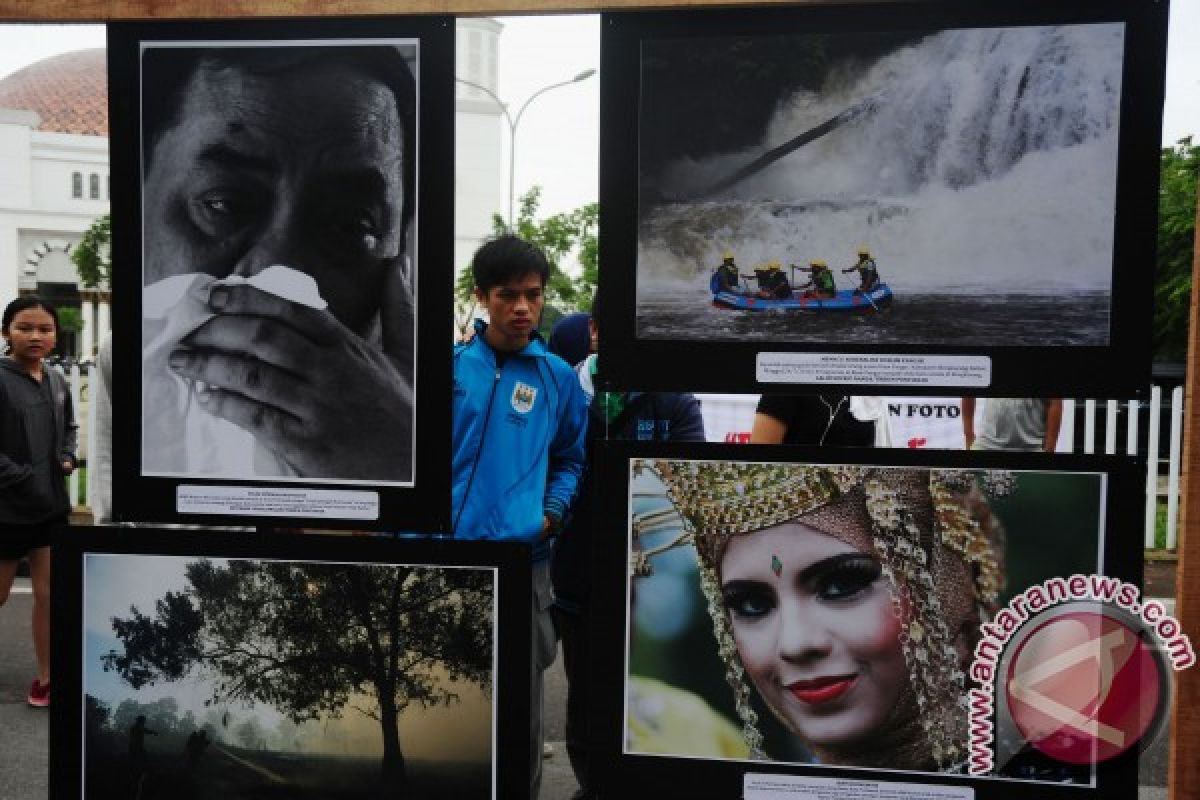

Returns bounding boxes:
[454,18,505,281]
[0,223,16,301]
[11,215,99,291]
[456,106,504,272]
[0,119,110,303]
[0,111,37,297]
[0,111,36,209]
[30,131,109,212]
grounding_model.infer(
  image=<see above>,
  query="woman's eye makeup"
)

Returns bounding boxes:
[722,582,776,619]
[812,555,882,601]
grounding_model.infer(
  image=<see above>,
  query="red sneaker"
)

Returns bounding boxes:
[27,679,49,708]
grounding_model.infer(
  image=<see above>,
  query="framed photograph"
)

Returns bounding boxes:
[598,0,1167,397]
[591,441,1147,798]
[108,17,454,529]
[51,527,531,800]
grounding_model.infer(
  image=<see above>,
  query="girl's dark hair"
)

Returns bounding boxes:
[2,294,59,334]
[2,295,59,356]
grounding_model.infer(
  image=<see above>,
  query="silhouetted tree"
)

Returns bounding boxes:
[85,694,111,735]
[103,561,493,784]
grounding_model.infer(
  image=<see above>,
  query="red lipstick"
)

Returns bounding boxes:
[788,675,856,705]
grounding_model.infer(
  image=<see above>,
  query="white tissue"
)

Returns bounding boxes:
[218,265,327,311]
[142,266,326,478]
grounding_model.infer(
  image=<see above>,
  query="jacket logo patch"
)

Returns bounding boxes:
[511,382,538,414]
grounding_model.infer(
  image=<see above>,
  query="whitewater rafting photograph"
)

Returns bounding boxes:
[631,19,1125,347]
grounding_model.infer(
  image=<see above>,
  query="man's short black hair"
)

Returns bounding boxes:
[471,235,550,293]
[142,44,417,237]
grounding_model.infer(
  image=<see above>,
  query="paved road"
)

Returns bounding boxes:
[0,577,1170,800]
[0,580,49,800]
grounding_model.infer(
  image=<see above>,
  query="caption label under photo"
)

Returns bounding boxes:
[177,485,380,519]
[745,774,972,800]
[756,353,991,387]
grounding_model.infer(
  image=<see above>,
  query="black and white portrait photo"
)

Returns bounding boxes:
[139,40,419,485]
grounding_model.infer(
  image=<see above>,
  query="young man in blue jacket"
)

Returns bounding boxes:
[452,235,588,799]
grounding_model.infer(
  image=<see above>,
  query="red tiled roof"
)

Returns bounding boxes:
[0,49,107,136]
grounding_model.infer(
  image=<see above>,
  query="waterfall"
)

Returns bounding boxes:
[640,22,1125,293]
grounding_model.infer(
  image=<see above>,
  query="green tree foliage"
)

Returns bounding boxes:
[1156,137,1199,361]
[72,214,111,290]
[56,307,84,335]
[455,187,599,332]
[103,560,494,784]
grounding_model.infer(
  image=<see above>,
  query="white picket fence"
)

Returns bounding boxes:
[696,388,1187,552]
[49,361,90,509]
[1057,390,1185,550]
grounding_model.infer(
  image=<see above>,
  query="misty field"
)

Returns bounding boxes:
[84,727,490,800]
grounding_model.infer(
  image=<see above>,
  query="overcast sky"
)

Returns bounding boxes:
[0,8,1194,217]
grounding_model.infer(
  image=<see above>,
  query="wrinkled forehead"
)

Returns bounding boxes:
[145,57,406,180]
[185,59,402,146]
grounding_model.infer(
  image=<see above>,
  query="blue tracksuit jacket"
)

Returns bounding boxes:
[452,320,588,561]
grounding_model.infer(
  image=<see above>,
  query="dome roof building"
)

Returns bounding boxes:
[0,48,107,136]
[0,47,112,359]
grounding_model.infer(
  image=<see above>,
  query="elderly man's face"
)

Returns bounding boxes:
[143,58,406,336]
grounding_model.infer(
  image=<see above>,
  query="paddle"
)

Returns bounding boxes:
[843,264,883,313]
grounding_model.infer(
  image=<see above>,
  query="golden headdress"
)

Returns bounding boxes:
[633,460,1008,772]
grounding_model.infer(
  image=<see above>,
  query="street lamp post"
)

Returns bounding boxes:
[456,68,596,229]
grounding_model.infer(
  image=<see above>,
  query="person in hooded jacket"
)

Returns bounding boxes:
[0,295,77,709]
[548,292,706,800]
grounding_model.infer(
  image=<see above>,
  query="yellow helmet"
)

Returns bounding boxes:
[722,250,734,260]
[810,259,828,269]
[767,260,782,271]
[857,246,871,257]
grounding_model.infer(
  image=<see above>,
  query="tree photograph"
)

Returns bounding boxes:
[82,553,496,799]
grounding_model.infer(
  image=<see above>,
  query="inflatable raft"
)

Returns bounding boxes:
[712,284,894,312]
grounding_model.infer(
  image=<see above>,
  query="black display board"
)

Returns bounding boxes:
[50,527,531,800]
[591,441,1148,799]
[598,0,1167,397]
[108,17,454,530]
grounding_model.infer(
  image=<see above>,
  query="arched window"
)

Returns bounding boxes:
[89,173,100,199]
[72,172,82,198]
